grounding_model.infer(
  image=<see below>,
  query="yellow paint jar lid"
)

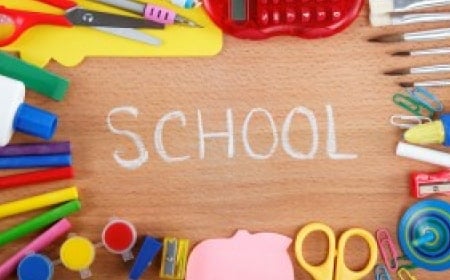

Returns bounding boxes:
[60,236,95,271]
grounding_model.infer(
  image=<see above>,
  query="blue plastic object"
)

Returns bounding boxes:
[442,114,450,146]
[13,103,58,141]
[398,199,450,271]
[17,253,53,280]
[129,236,162,280]
[0,154,72,169]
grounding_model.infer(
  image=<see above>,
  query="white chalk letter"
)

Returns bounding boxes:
[282,106,318,159]
[154,111,190,162]
[107,106,149,170]
[242,108,278,160]
[326,105,358,160]
[198,109,234,159]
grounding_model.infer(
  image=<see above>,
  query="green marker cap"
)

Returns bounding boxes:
[0,52,69,101]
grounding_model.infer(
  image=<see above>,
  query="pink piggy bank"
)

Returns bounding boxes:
[186,230,294,280]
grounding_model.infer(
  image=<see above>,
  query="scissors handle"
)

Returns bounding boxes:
[0,7,72,47]
[295,223,336,280]
[335,228,378,280]
[37,0,77,10]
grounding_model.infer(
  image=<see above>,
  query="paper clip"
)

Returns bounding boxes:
[390,115,432,129]
[393,93,435,118]
[374,264,392,280]
[376,229,399,272]
[397,267,418,280]
[408,87,444,113]
[160,237,189,280]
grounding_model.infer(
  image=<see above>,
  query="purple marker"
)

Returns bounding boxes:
[0,142,71,157]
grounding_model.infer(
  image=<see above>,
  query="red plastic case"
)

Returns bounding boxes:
[203,0,364,39]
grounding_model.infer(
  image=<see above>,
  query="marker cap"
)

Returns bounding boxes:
[442,114,450,146]
[13,103,58,141]
[17,253,53,280]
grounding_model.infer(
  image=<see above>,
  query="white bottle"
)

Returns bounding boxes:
[0,75,58,147]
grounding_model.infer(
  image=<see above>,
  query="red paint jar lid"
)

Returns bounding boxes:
[102,219,137,254]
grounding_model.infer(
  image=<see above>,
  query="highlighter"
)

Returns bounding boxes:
[404,114,450,146]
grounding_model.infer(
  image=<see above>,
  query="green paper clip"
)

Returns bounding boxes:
[393,93,435,118]
[0,52,69,101]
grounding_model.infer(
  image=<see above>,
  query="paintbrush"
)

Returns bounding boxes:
[386,64,450,75]
[369,27,450,42]
[370,12,450,26]
[399,80,450,87]
[393,47,450,56]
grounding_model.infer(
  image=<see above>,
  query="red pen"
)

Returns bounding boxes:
[0,167,74,190]
[411,170,450,198]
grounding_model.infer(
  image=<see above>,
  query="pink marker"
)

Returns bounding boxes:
[0,219,71,279]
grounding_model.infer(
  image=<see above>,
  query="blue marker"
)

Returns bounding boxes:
[17,253,53,280]
[129,236,162,280]
[0,154,72,169]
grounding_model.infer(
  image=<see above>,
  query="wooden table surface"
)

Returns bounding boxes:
[1,4,450,280]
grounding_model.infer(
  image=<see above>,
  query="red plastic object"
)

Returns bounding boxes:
[411,170,450,198]
[102,220,137,254]
[0,166,74,190]
[202,0,364,39]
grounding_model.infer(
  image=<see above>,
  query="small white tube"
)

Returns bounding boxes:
[396,142,450,167]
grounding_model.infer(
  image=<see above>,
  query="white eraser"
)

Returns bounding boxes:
[0,75,25,147]
[370,13,392,26]
[369,0,394,14]
[396,142,450,168]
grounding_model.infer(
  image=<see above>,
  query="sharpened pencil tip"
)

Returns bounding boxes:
[369,34,404,43]
[399,82,414,88]
[392,51,411,56]
[385,69,410,76]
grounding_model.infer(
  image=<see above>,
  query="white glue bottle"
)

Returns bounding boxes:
[0,75,58,147]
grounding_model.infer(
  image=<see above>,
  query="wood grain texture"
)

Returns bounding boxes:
[1,5,450,279]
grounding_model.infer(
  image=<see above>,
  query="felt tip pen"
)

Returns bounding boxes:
[0,219,72,279]
[0,200,81,248]
[0,186,78,220]
[0,154,72,169]
[404,113,450,146]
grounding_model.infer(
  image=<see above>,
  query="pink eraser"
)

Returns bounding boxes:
[0,218,71,279]
[186,230,294,280]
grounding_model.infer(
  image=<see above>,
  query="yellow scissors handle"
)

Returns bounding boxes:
[335,228,378,280]
[295,223,336,280]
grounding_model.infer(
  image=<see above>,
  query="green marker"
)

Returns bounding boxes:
[0,51,69,101]
[0,200,81,248]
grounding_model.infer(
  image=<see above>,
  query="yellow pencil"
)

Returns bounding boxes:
[0,186,78,220]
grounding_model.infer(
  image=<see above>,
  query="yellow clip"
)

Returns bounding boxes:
[397,268,417,280]
[160,237,189,279]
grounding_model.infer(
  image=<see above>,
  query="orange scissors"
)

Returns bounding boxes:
[0,0,164,47]
[295,222,378,280]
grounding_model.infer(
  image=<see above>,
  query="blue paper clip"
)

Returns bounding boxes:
[374,264,392,280]
[408,87,444,113]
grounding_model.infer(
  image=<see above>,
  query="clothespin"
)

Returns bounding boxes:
[376,229,399,272]
[129,236,162,280]
[411,170,450,198]
[374,264,392,280]
[101,218,137,262]
[160,237,189,279]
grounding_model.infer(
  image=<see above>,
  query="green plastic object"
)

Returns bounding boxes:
[0,52,69,101]
[0,200,81,248]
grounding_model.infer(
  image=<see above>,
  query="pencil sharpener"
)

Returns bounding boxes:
[202,0,364,39]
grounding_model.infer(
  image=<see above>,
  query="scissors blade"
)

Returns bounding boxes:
[94,27,161,46]
[65,8,164,29]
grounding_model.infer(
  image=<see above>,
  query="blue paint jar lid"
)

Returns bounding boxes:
[17,253,54,280]
[13,103,58,141]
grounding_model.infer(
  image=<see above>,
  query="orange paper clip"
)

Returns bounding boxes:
[376,229,399,272]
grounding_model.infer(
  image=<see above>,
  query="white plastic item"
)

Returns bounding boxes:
[396,142,450,167]
[0,75,25,147]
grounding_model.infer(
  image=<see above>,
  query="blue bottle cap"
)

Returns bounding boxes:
[129,236,162,280]
[13,103,58,140]
[17,253,54,280]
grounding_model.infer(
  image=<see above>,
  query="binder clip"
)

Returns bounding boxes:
[17,253,54,280]
[376,229,399,272]
[102,218,137,262]
[374,264,392,280]
[129,236,162,280]
[60,235,96,279]
[160,237,189,279]
[411,170,450,198]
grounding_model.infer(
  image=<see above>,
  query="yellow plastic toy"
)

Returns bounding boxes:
[1,0,222,67]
